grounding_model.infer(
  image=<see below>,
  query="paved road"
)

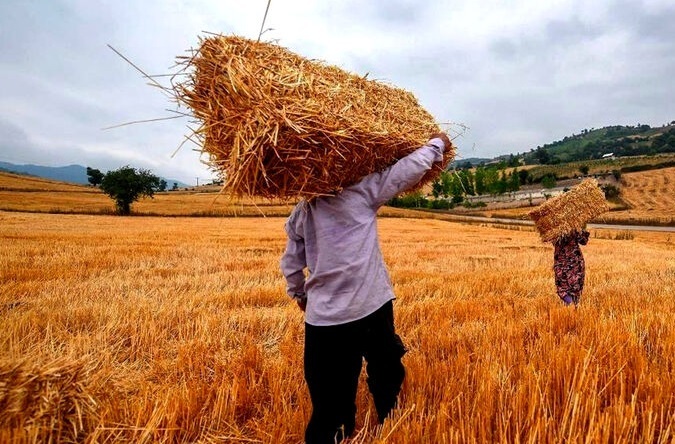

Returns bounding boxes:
[418,211,675,233]
[586,223,675,232]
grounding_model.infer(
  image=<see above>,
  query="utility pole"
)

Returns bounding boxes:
[195,177,199,187]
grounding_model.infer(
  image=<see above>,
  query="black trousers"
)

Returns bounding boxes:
[304,301,406,444]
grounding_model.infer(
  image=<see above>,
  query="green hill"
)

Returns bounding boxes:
[522,123,675,165]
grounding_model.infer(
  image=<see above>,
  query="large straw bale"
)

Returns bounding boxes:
[174,35,455,199]
[528,179,609,243]
[0,358,99,442]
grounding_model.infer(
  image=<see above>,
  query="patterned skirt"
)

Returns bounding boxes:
[553,257,585,304]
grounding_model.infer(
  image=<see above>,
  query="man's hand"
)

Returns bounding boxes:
[429,132,451,150]
[292,292,307,312]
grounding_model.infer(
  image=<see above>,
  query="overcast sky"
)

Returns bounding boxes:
[1,0,673,184]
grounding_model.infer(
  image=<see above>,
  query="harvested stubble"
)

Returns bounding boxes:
[528,178,610,243]
[174,35,455,199]
[0,358,99,442]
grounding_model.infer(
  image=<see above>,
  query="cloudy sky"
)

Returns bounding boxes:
[1,0,673,184]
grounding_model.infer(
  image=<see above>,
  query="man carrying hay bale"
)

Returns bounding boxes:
[174,34,454,440]
[529,179,609,306]
[281,133,452,443]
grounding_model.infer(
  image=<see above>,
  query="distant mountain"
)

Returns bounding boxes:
[0,162,88,184]
[0,161,190,188]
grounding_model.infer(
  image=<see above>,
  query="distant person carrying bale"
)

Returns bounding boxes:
[281,133,453,444]
[553,228,590,305]
[529,179,609,306]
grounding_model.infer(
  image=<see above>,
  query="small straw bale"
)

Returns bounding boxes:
[173,35,455,199]
[528,179,609,243]
[0,358,99,442]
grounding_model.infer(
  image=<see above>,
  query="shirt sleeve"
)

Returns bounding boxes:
[280,212,307,298]
[351,138,446,208]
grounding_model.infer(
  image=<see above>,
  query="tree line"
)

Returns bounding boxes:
[388,166,553,210]
[431,166,545,201]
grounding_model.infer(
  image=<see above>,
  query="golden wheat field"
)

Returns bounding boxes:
[3,167,674,226]
[616,167,675,224]
[1,209,675,443]
[0,172,91,192]
[0,172,295,217]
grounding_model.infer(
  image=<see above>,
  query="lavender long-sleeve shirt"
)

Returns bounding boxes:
[280,138,446,326]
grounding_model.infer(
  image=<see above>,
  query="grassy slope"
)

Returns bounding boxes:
[522,153,675,182]
[535,124,675,163]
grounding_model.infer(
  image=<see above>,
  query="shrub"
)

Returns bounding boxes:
[427,199,452,210]
[602,184,621,199]
[541,175,557,189]
[462,201,487,209]
[387,192,428,208]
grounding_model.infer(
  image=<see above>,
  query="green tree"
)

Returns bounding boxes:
[541,174,557,189]
[86,167,104,187]
[518,169,530,185]
[458,170,475,196]
[431,171,453,198]
[448,173,465,203]
[579,165,590,176]
[100,166,160,215]
[508,170,520,192]
[534,147,550,165]
[484,168,500,195]
[494,171,508,194]
[474,167,486,195]
[442,172,454,198]
[447,172,465,201]
[431,179,442,198]
[158,179,168,192]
